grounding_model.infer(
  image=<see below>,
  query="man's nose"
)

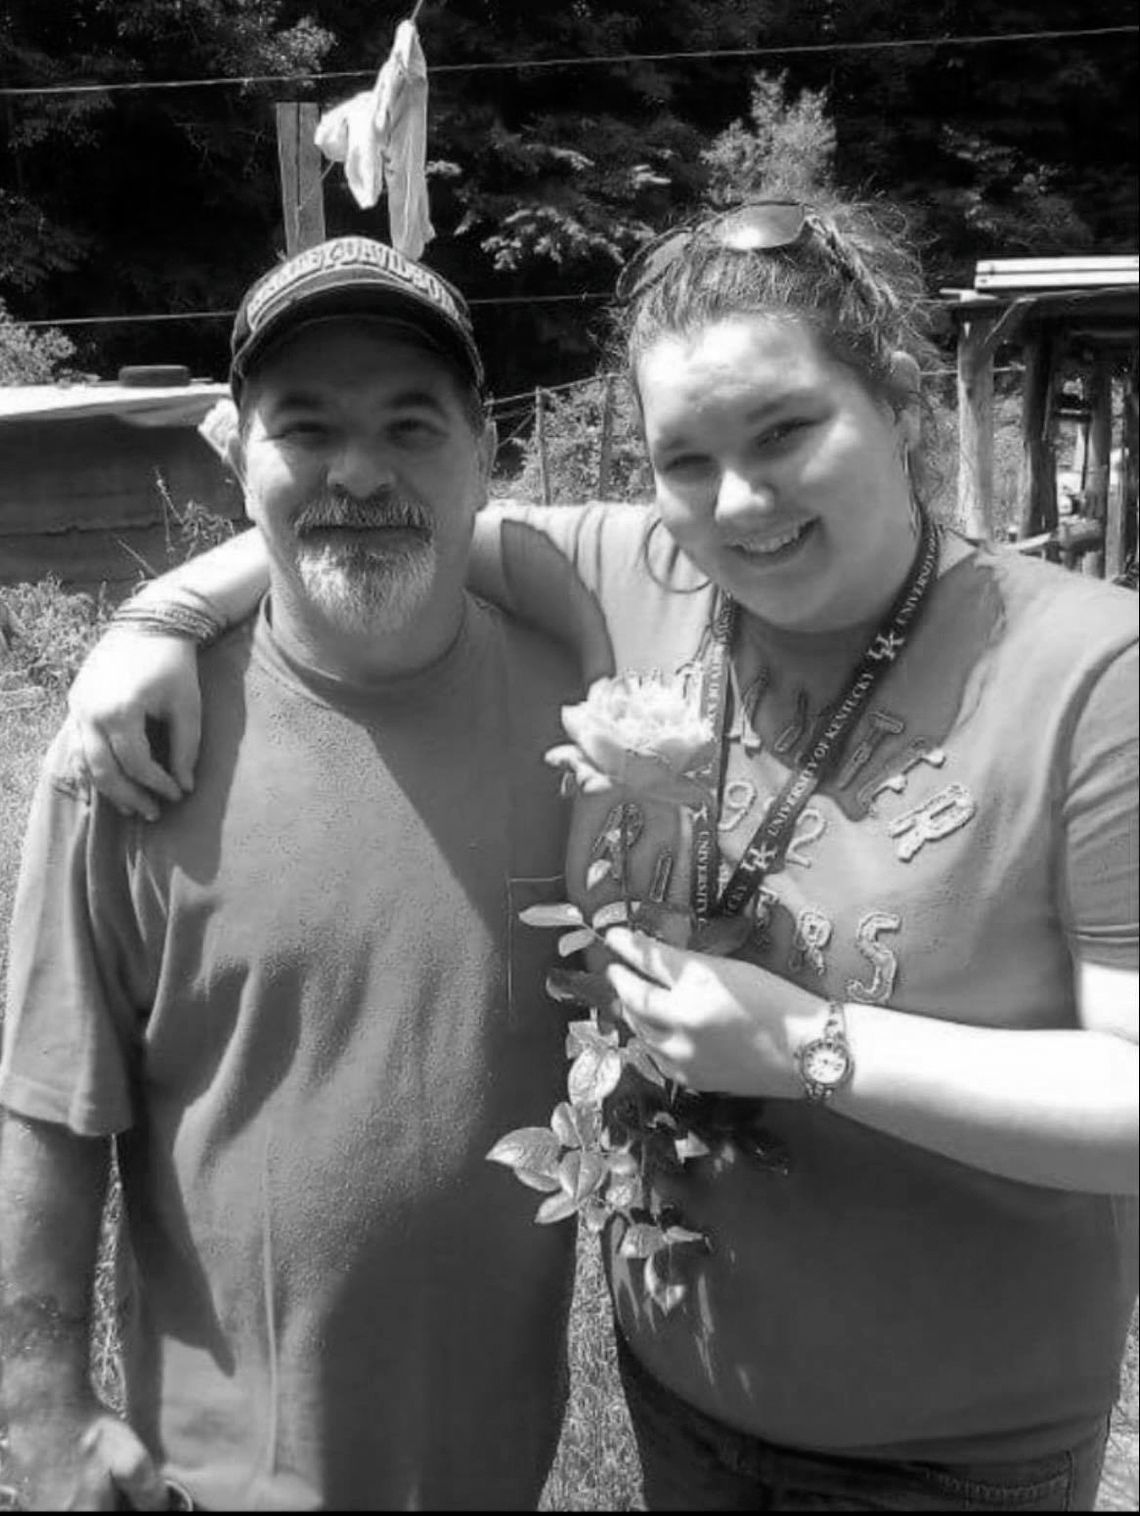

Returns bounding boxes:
[714,468,777,527]
[326,440,398,499]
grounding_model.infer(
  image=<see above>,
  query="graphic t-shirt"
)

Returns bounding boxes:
[2,597,579,1511]
[474,500,1139,1462]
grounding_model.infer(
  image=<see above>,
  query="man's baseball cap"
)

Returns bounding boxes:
[230,235,485,400]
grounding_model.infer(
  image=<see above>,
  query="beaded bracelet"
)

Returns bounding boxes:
[110,600,226,645]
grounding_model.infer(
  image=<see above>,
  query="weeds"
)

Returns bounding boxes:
[0,478,236,694]
[0,577,111,692]
[155,474,236,565]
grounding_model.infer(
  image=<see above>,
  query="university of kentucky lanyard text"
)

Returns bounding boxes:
[690,511,941,923]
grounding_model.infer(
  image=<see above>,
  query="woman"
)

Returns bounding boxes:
[68,197,1138,1511]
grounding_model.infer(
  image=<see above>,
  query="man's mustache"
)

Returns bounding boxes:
[295,493,432,536]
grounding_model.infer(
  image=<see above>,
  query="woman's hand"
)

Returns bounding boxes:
[67,629,203,820]
[604,927,824,1099]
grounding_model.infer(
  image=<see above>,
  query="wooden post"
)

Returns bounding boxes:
[956,311,997,539]
[1121,360,1140,579]
[596,375,616,498]
[1016,331,1057,538]
[276,102,326,255]
[535,388,552,505]
[1084,351,1113,577]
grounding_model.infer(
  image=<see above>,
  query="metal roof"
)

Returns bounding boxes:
[0,381,230,428]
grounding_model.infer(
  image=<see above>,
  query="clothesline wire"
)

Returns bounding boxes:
[493,365,1027,412]
[15,290,1093,335]
[492,374,621,408]
[0,25,1134,99]
[15,293,613,329]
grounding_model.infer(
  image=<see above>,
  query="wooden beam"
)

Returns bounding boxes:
[276,102,326,256]
[976,256,1139,275]
[535,388,551,505]
[1110,358,1138,580]
[975,295,1033,367]
[596,375,616,498]
[1016,331,1057,538]
[1084,352,1113,577]
[956,310,997,539]
[976,269,1139,291]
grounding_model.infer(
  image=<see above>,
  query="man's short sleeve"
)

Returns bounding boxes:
[1059,642,1139,970]
[1,731,155,1135]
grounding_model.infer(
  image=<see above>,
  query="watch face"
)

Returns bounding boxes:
[802,1039,851,1088]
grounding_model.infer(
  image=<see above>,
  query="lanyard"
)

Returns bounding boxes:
[687,594,738,922]
[690,512,941,923]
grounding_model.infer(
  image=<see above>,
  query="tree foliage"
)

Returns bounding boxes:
[0,298,75,383]
[704,72,836,205]
[0,0,1135,390]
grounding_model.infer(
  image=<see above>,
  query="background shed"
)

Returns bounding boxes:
[0,380,243,593]
[950,255,1139,580]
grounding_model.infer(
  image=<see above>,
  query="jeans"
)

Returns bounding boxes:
[617,1334,1110,1512]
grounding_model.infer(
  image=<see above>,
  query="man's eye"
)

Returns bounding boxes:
[278,421,328,441]
[392,418,443,444]
[756,419,810,450]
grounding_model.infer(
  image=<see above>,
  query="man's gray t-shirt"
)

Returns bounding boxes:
[2,597,579,1510]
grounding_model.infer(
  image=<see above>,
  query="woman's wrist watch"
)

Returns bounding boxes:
[794,1000,855,1103]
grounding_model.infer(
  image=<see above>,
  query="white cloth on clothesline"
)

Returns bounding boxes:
[314,20,434,259]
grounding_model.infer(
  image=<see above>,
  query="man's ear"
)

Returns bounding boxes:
[223,426,246,490]
[888,350,922,453]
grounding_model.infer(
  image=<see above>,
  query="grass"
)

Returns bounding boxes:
[0,625,1136,1511]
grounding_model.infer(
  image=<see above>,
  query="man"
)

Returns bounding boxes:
[0,238,578,1510]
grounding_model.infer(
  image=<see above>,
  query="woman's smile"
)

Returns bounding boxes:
[724,518,819,564]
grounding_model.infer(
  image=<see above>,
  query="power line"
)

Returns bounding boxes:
[16,293,612,329]
[1,25,1134,100]
[15,311,235,329]
[494,374,620,408]
[28,280,1124,334]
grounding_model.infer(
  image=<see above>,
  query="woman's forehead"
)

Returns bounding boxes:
[636,315,834,413]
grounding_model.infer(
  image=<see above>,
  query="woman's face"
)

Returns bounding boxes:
[637,313,920,632]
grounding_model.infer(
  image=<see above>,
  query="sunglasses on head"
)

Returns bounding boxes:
[616,200,810,303]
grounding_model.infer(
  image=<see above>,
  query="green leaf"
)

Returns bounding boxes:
[605,1173,643,1213]
[535,1190,582,1225]
[486,1126,561,1178]
[545,968,613,1007]
[606,1149,639,1180]
[664,1224,708,1248]
[550,1101,580,1148]
[551,1100,603,1150]
[566,1018,620,1056]
[620,1221,669,1259]
[674,1132,711,1163]
[519,901,585,929]
[558,926,598,958]
[558,1147,608,1204]
[644,1248,689,1314]
[623,1036,668,1088]
[586,857,613,892]
[515,1167,565,1195]
[581,1199,612,1234]
[568,1045,624,1106]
